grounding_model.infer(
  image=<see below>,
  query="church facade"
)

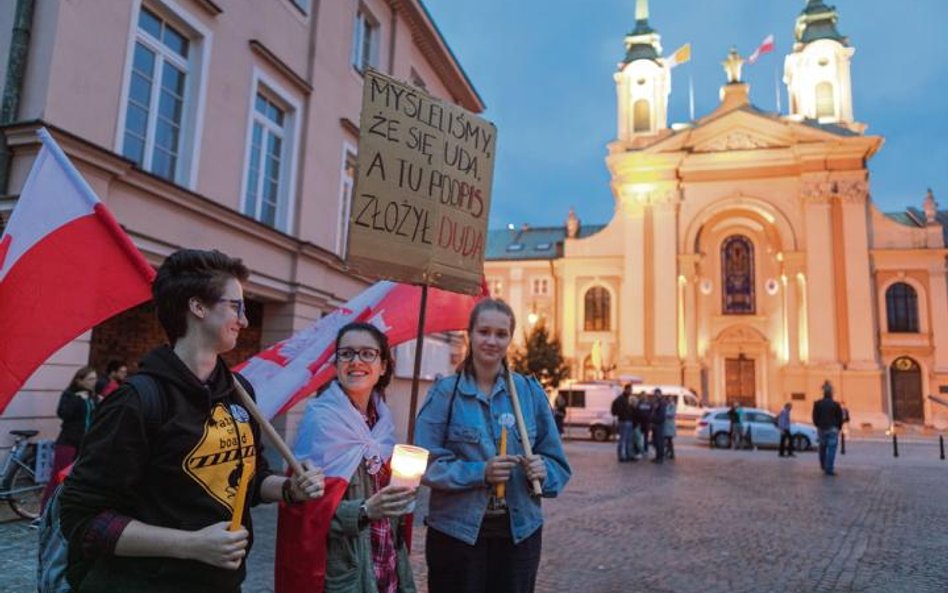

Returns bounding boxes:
[484,0,948,429]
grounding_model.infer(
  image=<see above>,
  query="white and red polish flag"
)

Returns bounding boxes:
[748,34,775,65]
[236,280,482,420]
[275,382,397,593]
[0,129,155,412]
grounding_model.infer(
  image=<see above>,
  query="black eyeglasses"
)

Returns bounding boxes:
[217,298,246,318]
[336,347,380,363]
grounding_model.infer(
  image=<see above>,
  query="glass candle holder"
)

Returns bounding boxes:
[390,444,429,489]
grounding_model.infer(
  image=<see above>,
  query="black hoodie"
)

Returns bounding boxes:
[60,346,275,593]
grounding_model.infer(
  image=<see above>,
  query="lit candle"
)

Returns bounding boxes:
[390,444,429,489]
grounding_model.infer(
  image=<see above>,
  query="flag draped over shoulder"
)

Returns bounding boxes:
[0,129,155,413]
[748,34,775,65]
[236,281,480,420]
[666,43,691,68]
[275,382,397,593]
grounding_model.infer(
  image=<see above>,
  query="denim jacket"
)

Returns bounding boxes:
[414,371,571,545]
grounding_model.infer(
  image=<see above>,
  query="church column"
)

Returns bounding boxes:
[678,254,700,363]
[782,252,805,367]
[620,199,647,365]
[928,262,948,373]
[651,192,679,364]
[802,186,838,365]
[838,182,879,368]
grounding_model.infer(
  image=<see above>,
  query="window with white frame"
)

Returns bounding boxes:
[351,8,379,73]
[122,6,196,183]
[243,91,290,229]
[531,277,550,296]
[337,147,357,256]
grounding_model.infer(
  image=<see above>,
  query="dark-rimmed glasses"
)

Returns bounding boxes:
[336,347,380,363]
[217,298,246,318]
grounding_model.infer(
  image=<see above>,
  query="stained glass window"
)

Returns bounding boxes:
[722,235,755,314]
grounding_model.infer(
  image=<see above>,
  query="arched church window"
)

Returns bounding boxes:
[584,286,610,331]
[721,235,755,315]
[886,282,919,333]
[633,99,650,132]
[815,81,835,118]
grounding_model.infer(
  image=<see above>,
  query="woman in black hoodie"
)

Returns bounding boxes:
[39,365,97,509]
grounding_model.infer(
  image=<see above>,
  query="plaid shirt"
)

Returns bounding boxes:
[363,402,398,593]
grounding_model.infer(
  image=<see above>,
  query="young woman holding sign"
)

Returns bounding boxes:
[415,299,571,593]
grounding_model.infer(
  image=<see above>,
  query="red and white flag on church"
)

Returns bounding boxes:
[0,129,155,413]
[748,34,775,65]
[236,280,482,419]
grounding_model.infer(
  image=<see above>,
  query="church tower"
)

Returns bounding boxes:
[614,0,670,142]
[783,1,859,129]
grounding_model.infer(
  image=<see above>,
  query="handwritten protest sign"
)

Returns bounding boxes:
[347,69,496,295]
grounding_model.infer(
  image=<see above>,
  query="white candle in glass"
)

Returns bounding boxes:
[390,444,429,489]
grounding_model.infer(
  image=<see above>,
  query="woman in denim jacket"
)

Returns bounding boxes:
[415,299,571,593]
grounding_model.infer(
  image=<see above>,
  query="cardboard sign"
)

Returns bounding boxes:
[347,69,496,295]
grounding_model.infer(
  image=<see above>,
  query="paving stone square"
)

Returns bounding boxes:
[3,436,947,593]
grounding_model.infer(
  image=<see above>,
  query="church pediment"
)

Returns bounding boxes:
[692,129,784,153]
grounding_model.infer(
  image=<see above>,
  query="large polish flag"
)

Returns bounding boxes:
[236,280,482,420]
[0,129,155,413]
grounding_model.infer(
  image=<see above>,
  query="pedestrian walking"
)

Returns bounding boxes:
[414,298,572,593]
[812,381,844,475]
[612,385,635,462]
[777,402,795,458]
[663,394,677,460]
[59,249,325,593]
[650,389,666,464]
[634,395,652,457]
[727,402,743,450]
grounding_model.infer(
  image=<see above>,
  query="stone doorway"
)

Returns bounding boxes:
[890,356,923,423]
[725,354,756,407]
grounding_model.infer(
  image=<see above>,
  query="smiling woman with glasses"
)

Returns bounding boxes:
[277,321,418,593]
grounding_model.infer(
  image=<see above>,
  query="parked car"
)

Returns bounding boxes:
[553,381,623,441]
[695,407,819,451]
[631,385,706,426]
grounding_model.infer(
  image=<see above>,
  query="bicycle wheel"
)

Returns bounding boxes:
[6,458,44,520]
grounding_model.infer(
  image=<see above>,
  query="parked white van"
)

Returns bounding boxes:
[630,385,706,426]
[553,381,623,441]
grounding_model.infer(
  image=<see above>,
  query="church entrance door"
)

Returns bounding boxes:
[725,355,756,407]
[891,357,923,423]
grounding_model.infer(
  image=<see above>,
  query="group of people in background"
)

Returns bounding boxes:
[51,248,570,593]
[612,387,677,464]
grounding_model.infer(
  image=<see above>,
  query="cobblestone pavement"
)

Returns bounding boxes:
[3,436,947,593]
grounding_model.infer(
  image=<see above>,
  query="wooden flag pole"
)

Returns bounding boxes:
[504,366,543,497]
[406,283,430,443]
[232,378,304,476]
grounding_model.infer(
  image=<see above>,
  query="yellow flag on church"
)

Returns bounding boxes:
[666,43,691,68]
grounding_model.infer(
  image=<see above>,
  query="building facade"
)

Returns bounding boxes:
[485,0,948,429]
[0,0,480,443]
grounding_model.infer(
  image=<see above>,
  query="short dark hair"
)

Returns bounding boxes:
[152,249,249,343]
[335,322,394,396]
[106,359,126,374]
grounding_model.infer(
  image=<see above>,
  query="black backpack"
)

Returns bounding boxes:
[38,374,165,593]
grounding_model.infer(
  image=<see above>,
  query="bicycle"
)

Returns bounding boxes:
[0,429,45,519]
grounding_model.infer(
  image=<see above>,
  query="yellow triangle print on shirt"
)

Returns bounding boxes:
[183,402,257,512]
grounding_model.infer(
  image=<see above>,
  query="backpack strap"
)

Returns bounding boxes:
[125,374,165,440]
